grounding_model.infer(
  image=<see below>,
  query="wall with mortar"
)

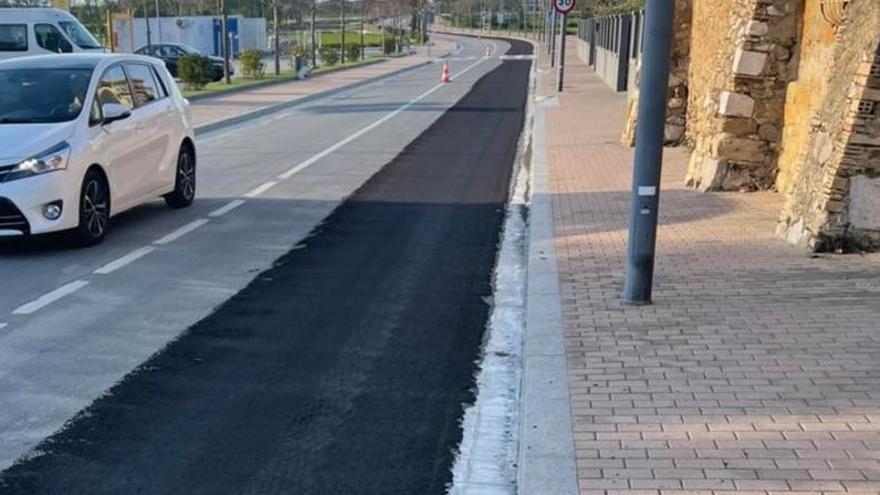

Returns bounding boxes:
[685,0,800,192]
[778,0,880,251]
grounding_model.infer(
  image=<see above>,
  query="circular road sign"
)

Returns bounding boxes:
[553,0,575,14]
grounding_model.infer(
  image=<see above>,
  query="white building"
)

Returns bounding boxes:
[112,15,267,56]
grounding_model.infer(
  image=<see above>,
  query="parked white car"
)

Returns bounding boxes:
[0,54,196,245]
[0,8,105,61]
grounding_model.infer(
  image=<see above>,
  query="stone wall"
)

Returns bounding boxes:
[621,1,692,147]
[686,0,800,192]
[778,0,880,251]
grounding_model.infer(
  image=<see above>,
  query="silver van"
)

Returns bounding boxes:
[0,8,105,61]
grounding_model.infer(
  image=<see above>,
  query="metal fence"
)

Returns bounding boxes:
[576,11,645,93]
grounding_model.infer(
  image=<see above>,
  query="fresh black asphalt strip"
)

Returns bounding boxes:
[0,39,533,495]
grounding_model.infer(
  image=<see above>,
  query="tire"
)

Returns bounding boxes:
[164,144,196,209]
[70,169,110,246]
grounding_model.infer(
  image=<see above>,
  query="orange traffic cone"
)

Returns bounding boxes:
[441,61,451,83]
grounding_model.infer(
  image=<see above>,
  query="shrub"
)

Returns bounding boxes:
[346,43,361,62]
[240,49,265,78]
[383,34,397,55]
[318,45,338,66]
[178,53,213,90]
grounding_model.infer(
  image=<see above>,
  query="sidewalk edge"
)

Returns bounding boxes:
[517,66,579,494]
[186,58,387,103]
[193,54,444,137]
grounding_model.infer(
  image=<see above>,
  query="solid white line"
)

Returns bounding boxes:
[93,246,156,275]
[153,218,210,245]
[13,280,90,315]
[244,181,278,198]
[276,55,489,182]
[209,199,246,218]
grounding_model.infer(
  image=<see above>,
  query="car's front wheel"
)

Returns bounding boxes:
[71,169,110,246]
[164,145,196,209]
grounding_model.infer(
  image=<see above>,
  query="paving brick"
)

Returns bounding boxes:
[540,36,880,495]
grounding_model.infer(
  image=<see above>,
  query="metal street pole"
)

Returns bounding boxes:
[557,12,566,91]
[623,0,675,305]
[143,0,152,51]
[311,0,317,67]
[273,0,280,75]
[220,0,230,84]
[549,9,556,67]
[341,0,346,64]
[360,0,365,60]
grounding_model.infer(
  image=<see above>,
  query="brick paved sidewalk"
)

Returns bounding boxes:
[540,37,880,495]
[189,39,457,129]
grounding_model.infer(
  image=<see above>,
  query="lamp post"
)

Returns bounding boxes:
[220,0,230,84]
[623,0,675,305]
[341,0,346,64]
[311,0,317,67]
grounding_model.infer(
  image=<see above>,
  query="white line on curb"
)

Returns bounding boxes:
[209,199,246,218]
[93,246,157,275]
[13,280,90,315]
[153,218,210,245]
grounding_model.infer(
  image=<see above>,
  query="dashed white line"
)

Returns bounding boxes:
[209,199,246,218]
[153,218,210,245]
[277,54,489,182]
[93,246,156,275]
[244,181,278,198]
[13,280,90,315]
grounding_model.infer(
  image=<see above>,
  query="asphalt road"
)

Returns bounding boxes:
[0,35,533,493]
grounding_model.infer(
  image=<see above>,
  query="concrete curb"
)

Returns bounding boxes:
[185,58,387,103]
[517,45,580,495]
[193,52,449,137]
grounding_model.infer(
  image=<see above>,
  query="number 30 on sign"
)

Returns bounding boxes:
[553,0,575,14]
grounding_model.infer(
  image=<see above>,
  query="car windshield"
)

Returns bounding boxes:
[58,21,102,50]
[0,68,93,124]
[178,44,201,55]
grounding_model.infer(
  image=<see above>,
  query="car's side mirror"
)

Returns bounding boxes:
[101,103,130,125]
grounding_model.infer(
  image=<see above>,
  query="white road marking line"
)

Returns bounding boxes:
[244,181,278,198]
[209,199,246,218]
[153,218,210,245]
[0,323,7,330]
[93,246,156,275]
[277,55,489,182]
[13,280,89,315]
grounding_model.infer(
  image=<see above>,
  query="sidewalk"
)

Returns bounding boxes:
[531,36,880,494]
[188,39,457,130]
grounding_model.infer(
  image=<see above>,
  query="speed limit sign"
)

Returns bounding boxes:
[553,0,575,14]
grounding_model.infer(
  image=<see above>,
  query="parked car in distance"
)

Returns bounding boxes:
[0,54,197,245]
[135,43,231,82]
[0,8,105,61]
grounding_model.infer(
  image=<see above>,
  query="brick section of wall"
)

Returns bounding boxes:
[544,38,880,495]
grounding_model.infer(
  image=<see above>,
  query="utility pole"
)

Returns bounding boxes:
[549,9,556,67]
[557,12,566,91]
[311,0,317,67]
[220,0,230,84]
[623,0,675,305]
[272,0,280,75]
[340,0,346,64]
[143,0,152,51]
[360,0,365,60]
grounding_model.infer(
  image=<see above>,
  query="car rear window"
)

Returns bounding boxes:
[125,63,163,106]
[0,24,28,52]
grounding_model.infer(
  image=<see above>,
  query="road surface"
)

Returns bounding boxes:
[0,34,533,494]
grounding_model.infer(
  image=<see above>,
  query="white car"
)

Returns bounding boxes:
[0,53,196,246]
[0,8,106,61]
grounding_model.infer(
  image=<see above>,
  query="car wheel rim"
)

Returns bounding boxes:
[83,179,108,237]
[178,152,195,200]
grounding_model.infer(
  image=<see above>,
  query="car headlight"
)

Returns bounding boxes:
[3,142,71,182]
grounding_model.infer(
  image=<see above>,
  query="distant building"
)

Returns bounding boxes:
[112,15,267,56]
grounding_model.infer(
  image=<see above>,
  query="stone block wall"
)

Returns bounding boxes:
[685,0,800,192]
[778,0,880,251]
